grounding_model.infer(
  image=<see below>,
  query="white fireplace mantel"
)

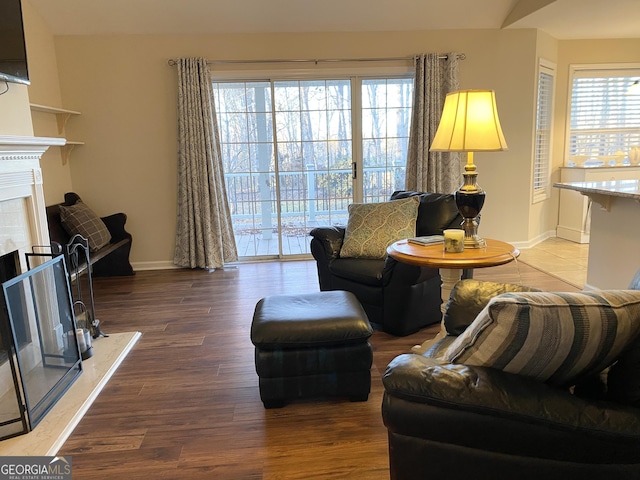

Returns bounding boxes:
[0,135,65,161]
[0,135,63,264]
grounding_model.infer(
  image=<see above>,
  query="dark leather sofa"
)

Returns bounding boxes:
[310,190,467,336]
[382,277,640,480]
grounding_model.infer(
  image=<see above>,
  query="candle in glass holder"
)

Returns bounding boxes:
[76,328,86,351]
[443,229,465,253]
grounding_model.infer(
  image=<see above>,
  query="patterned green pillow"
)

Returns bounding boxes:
[340,196,419,259]
[59,201,112,252]
[443,290,640,387]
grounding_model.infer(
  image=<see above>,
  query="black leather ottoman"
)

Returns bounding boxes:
[250,290,373,408]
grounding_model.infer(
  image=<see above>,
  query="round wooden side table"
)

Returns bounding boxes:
[387,238,519,353]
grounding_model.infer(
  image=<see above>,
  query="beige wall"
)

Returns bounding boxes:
[0,0,33,137]
[12,12,640,269]
[50,29,543,268]
[0,84,32,135]
[22,0,74,203]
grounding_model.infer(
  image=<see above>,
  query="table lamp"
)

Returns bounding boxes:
[430,89,508,248]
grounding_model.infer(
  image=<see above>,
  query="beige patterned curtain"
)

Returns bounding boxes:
[405,53,461,193]
[174,57,238,269]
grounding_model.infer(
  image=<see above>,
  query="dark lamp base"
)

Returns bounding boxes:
[455,190,486,249]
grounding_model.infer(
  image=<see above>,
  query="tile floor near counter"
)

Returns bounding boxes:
[519,237,589,289]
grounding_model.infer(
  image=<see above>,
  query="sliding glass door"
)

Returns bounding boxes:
[213,75,412,259]
[361,78,413,202]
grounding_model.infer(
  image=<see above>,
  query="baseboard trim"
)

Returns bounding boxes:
[131,260,179,271]
[556,226,590,244]
[508,230,557,250]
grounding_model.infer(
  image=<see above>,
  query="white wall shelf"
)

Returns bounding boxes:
[30,104,81,134]
[30,104,83,164]
[60,141,85,165]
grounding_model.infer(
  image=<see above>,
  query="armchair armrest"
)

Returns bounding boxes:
[382,256,438,287]
[382,353,640,463]
[309,226,345,262]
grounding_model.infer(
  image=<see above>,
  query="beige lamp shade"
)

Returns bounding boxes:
[430,90,508,152]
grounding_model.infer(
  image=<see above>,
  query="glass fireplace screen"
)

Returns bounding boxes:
[0,254,82,440]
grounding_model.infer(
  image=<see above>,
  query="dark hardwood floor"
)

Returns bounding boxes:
[59,259,578,479]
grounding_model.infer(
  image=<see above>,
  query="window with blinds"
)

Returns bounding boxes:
[533,61,555,203]
[569,66,640,161]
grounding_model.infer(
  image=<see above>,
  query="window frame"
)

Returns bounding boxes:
[532,58,556,204]
[210,63,414,258]
[565,62,640,166]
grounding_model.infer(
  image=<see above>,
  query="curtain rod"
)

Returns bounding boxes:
[167,53,465,67]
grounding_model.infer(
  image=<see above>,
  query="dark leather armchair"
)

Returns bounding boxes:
[382,277,640,480]
[310,191,467,336]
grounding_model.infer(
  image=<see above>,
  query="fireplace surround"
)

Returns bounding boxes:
[0,135,65,267]
[0,135,75,439]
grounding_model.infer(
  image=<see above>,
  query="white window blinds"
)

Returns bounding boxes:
[569,67,640,160]
[533,62,555,203]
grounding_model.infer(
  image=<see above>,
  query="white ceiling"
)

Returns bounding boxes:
[27,0,640,40]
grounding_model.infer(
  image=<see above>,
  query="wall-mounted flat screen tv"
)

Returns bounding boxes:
[0,0,30,85]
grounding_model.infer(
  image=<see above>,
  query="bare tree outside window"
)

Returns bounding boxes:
[213,76,413,258]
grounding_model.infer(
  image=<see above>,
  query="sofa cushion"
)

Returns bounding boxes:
[443,290,640,387]
[59,201,111,252]
[390,190,461,236]
[443,279,541,336]
[340,196,419,259]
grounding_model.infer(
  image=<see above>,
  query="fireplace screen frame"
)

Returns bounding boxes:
[0,254,82,440]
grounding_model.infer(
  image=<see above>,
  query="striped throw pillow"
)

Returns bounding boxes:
[443,290,640,386]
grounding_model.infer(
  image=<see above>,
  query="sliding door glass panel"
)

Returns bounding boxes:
[362,78,412,202]
[274,79,352,256]
[214,81,279,257]
[214,74,411,260]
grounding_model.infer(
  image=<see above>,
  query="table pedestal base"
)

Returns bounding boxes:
[411,267,462,354]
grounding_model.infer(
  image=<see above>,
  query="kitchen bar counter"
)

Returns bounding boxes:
[554,180,640,289]
[555,178,640,200]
